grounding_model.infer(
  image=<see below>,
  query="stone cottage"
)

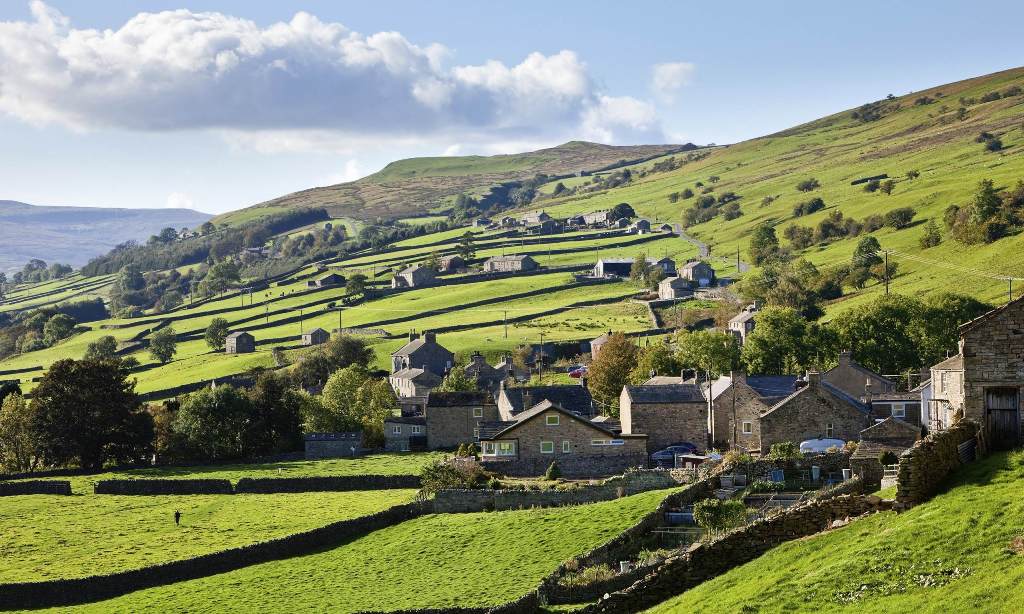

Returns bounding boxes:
[384,416,427,452]
[589,331,614,359]
[658,276,692,300]
[619,383,707,453]
[301,327,330,347]
[703,373,799,451]
[927,354,963,432]
[425,391,500,450]
[389,367,443,415]
[758,372,871,452]
[483,254,539,273]
[478,400,647,477]
[390,332,454,376]
[728,304,758,344]
[497,383,596,420]
[823,351,896,400]
[225,331,255,354]
[678,260,716,288]
[391,264,436,289]
[438,255,466,273]
[520,210,551,225]
[870,391,923,427]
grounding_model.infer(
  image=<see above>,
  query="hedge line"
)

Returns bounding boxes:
[93,479,233,495]
[234,475,421,493]
[0,501,427,610]
[0,480,72,496]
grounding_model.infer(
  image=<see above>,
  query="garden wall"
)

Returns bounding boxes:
[93,479,233,495]
[0,501,428,610]
[235,475,421,493]
[895,419,980,509]
[0,480,72,496]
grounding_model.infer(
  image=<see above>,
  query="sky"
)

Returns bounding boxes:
[1,1,1022,215]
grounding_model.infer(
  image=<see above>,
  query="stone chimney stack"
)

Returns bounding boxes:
[838,351,852,367]
[408,330,420,342]
[424,332,436,343]
[806,370,821,387]
[732,370,747,385]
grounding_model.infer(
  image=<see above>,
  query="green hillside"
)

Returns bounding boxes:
[523,66,1024,313]
[647,450,1024,612]
[217,141,687,225]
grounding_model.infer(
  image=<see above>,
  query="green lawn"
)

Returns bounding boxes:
[62,488,677,612]
[647,450,1024,613]
[0,489,418,583]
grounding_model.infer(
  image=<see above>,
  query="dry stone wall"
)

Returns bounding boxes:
[895,419,980,509]
[0,480,71,496]
[93,479,233,495]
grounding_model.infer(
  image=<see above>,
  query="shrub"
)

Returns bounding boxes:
[920,220,942,248]
[878,450,899,465]
[884,207,916,229]
[693,498,747,534]
[793,197,825,217]
[545,460,562,480]
[767,441,803,461]
[761,195,777,207]
[667,192,680,203]
[747,479,785,494]
[879,179,896,195]
[681,188,695,199]
[906,169,920,180]
[723,202,743,220]
[863,214,885,232]
[558,563,617,588]
[796,178,820,192]
[722,449,753,468]
[985,138,1003,152]
[864,179,881,193]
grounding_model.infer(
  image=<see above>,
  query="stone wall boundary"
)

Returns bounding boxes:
[93,479,234,495]
[895,419,980,509]
[235,475,421,493]
[0,480,72,496]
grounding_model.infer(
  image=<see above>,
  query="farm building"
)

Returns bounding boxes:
[225,331,255,354]
[824,351,897,399]
[520,210,551,225]
[474,217,492,227]
[425,391,500,450]
[619,384,708,454]
[582,211,612,226]
[438,254,466,273]
[630,219,651,234]
[658,276,692,300]
[678,260,716,287]
[483,254,539,273]
[526,219,563,235]
[590,331,613,358]
[497,382,596,420]
[478,400,648,477]
[384,416,427,452]
[391,331,454,376]
[304,432,364,459]
[307,272,345,289]
[392,264,436,288]
[500,216,517,227]
[301,327,330,346]
[758,372,871,452]
[593,257,676,278]
[728,304,759,344]
[659,223,675,233]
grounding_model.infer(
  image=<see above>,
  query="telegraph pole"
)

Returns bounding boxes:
[1010,278,1014,304]
[735,246,739,272]
[503,310,508,339]
[884,251,890,296]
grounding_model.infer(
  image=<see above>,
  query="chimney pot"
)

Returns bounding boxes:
[806,371,821,386]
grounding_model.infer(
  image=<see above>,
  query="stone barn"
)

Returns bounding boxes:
[302,327,330,346]
[225,331,255,354]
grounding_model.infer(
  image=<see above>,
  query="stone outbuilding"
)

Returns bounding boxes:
[425,391,500,450]
[225,331,255,354]
[483,254,539,273]
[520,210,551,225]
[307,272,345,289]
[589,331,614,359]
[593,257,677,278]
[658,276,692,300]
[391,264,436,289]
[438,255,466,273]
[301,327,330,347]
[850,417,920,490]
[304,432,364,459]
[619,383,707,454]
[678,260,716,288]
[728,304,758,344]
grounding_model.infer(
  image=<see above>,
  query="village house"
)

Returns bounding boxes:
[425,391,500,450]
[659,223,675,233]
[224,331,255,354]
[497,382,596,420]
[383,416,427,452]
[520,210,551,225]
[500,215,517,227]
[702,373,799,451]
[928,296,1024,449]
[589,331,613,359]
[823,351,897,400]
[758,372,871,452]
[483,254,539,273]
[307,272,345,289]
[438,254,466,273]
[527,219,564,235]
[478,400,647,477]
[728,304,759,344]
[593,257,676,278]
[473,217,492,228]
[301,327,330,347]
[390,331,454,376]
[304,432,364,459]
[567,215,586,228]
[927,354,963,431]
[850,417,921,489]
[389,367,443,415]
[391,264,436,289]
[678,260,716,288]
[869,391,923,427]
[658,276,692,300]
[619,383,708,453]
[463,352,509,391]
[582,211,612,226]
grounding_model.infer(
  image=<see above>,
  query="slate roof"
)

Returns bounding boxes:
[644,375,683,386]
[225,331,252,340]
[392,335,452,357]
[384,415,427,425]
[304,327,329,335]
[390,368,442,386]
[746,376,799,399]
[959,294,1024,334]
[729,310,757,324]
[500,385,594,416]
[427,391,493,407]
[762,380,870,417]
[623,384,705,404]
[931,354,963,371]
[825,357,896,387]
[482,400,632,440]
[681,261,706,271]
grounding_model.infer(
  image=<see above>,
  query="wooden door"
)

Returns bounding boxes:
[985,387,1020,450]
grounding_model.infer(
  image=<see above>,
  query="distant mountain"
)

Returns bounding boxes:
[0,201,213,272]
[216,141,693,225]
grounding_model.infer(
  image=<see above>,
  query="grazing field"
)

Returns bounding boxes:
[0,489,418,583]
[647,450,1024,613]
[61,488,677,612]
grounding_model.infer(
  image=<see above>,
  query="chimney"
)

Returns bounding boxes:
[424,332,436,343]
[409,330,420,342]
[838,351,852,367]
[732,370,747,385]
[806,370,821,387]
[471,351,486,367]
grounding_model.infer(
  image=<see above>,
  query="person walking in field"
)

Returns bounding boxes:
[174,510,181,526]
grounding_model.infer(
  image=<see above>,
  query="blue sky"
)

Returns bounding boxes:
[1,1,1022,214]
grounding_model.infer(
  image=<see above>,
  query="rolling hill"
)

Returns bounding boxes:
[215,141,692,226]
[0,201,212,273]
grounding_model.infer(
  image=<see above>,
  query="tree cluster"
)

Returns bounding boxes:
[945,179,1024,245]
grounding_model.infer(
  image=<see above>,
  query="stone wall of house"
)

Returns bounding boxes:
[304,437,363,459]
[481,452,647,478]
[895,419,980,509]
[426,402,499,450]
[961,301,1024,439]
[578,495,883,614]
[759,383,869,451]
[619,399,707,453]
[716,379,769,451]
[824,354,894,397]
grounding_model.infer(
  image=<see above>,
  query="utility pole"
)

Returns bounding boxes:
[1010,278,1014,304]
[884,251,890,295]
[503,310,508,339]
[299,308,304,335]
[735,246,739,272]
[539,332,546,383]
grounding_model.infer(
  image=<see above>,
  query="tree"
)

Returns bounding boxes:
[544,460,562,480]
[748,223,781,266]
[245,370,304,455]
[681,188,694,199]
[919,220,942,248]
[852,236,883,269]
[879,179,896,195]
[437,368,478,392]
[325,334,374,370]
[201,261,241,295]
[42,313,76,346]
[795,178,820,192]
[741,307,809,375]
[200,221,216,235]
[914,293,992,366]
[629,252,651,286]
[456,232,476,260]
[831,294,923,374]
[864,179,881,193]
[609,202,636,220]
[84,335,119,361]
[424,251,441,272]
[30,358,152,470]
[173,385,254,461]
[629,342,682,384]
[587,333,639,414]
[675,330,739,377]
[0,393,37,472]
[345,273,368,295]
[205,318,231,351]
[693,498,747,535]
[149,326,178,363]
[354,378,398,448]
[884,207,916,229]
[321,365,373,429]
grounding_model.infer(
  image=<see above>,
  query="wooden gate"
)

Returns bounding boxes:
[985,387,1020,450]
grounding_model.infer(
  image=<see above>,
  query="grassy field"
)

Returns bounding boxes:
[61,487,677,612]
[0,489,418,583]
[647,450,1024,613]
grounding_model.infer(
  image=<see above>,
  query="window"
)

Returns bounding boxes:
[540,441,554,454]
[473,428,480,439]
[742,421,752,434]
[484,442,495,455]
[473,407,483,418]
[497,442,516,456]
[825,422,834,438]
[392,425,402,435]
[411,425,422,434]
[562,440,571,453]
[545,414,560,426]
[891,404,906,418]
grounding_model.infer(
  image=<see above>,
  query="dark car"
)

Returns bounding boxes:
[650,442,699,468]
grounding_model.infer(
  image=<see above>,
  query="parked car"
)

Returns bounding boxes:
[650,442,699,468]
[568,365,588,378]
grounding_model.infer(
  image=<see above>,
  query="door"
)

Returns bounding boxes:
[985,387,1020,450]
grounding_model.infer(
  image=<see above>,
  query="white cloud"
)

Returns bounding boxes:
[0,3,666,149]
[165,192,195,210]
[581,96,662,144]
[651,62,695,103]
[442,144,463,156]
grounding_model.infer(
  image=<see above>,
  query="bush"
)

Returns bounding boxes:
[878,450,899,465]
[747,480,785,494]
[693,498,747,534]
[793,197,825,217]
[681,188,694,199]
[985,138,1003,152]
[796,178,820,192]
[884,207,916,229]
[864,179,881,193]
[544,460,562,480]
[920,219,942,248]
[767,441,803,461]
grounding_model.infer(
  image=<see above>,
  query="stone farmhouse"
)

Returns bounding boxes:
[383,415,427,452]
[392,264,436,289]
[630,219,651,234]
[500,215,517,227]
[582,210,612,226]
[438,255,466,273]
[389,367,443,415]
[390,332,454,376]
[520,210,551,225]
[463,352,510,391]
[593,257,676,278]
[225,331,255,354]
[589,331,613,359]
[497,383,596,420]
[307,272,345,289]
[473,217,492,228]
[301,327,330,347]
[678,260,716,287]
[927,296,1024,449]
[702,373,799,451]
[478,400,647,477]
[758,372,871,452]
[483,254,539,273]
[728,304,759,344]
[658,276,692,300]
[823,351,896,399]
[527,219,564,235]
[619,383,707,453]
[425,391,500,450]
